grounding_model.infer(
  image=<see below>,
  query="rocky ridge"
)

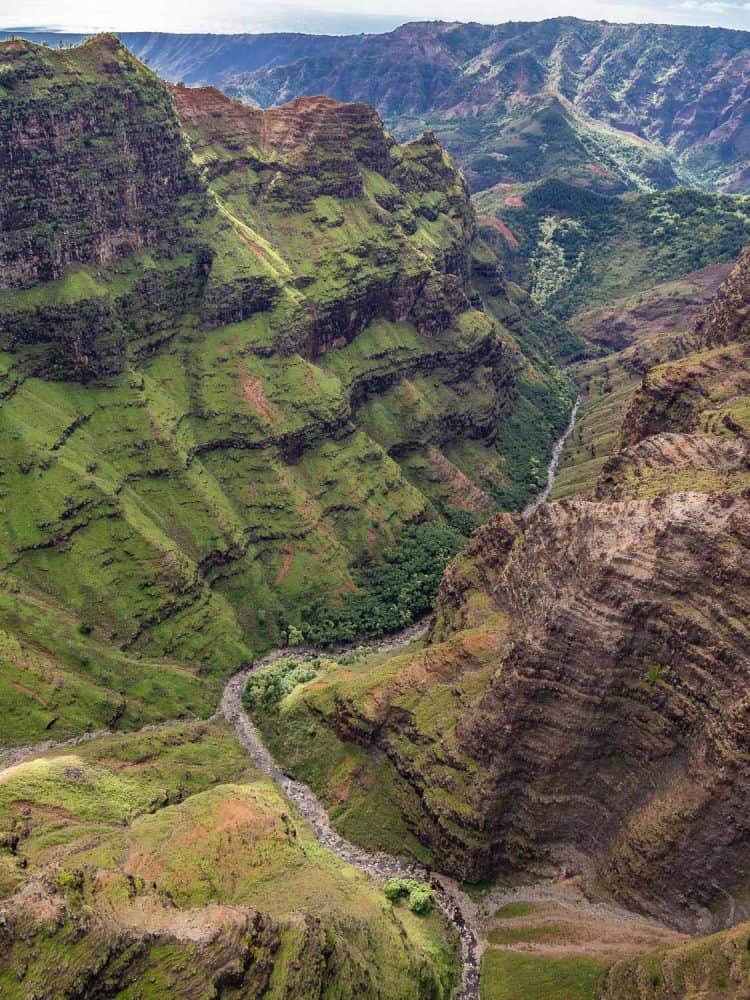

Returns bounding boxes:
[617,243,750,450]
[264,242,750,941]
[81,19,750,195]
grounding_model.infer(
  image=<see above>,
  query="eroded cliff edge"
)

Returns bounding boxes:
[276,243,750,934]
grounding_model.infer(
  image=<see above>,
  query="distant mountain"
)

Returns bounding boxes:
[6,18,746,194]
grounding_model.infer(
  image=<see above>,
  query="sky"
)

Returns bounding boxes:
[2,0,750,35]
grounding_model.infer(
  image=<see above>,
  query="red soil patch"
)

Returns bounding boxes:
[504,195,525,209]
[478,215,519,249]
[232,223,277,266]
[125,793,278,882]
[427,446,493,512]
[586,162,614,178]
[11,680,50,709]
[240,367,277,427]
[274,547,295,585]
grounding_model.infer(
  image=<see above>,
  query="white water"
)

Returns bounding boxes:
[523,394,581,518]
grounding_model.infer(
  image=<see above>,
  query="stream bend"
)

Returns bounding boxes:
[220,623,481,1000]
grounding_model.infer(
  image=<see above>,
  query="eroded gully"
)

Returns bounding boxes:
[219,394,585,996]
[523,393,582,518]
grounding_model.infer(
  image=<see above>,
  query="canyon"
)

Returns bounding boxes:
[0,21,749,1000]
[7,19,749,194]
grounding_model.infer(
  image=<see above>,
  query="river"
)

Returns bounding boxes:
[523,393,581,518]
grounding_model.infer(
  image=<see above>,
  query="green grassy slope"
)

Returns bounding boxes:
[0,720,458,997]
[0,36,573,744]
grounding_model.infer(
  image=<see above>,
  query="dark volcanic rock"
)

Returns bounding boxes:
[0,35,203,289]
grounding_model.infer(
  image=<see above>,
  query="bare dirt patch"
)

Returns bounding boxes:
[240,367,278,427]
[427,447,493,513]
[480,879,687,962]
[478,215,519,249]
[274,547,295,585]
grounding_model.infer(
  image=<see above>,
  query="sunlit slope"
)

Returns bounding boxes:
[0,36,574,743]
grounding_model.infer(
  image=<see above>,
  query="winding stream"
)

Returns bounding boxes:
[523,393,581,518]
[0,400,588,997]
[220,622,481,1000]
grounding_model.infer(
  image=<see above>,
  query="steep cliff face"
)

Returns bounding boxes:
[173,85,475,354]
[289,493,749,929]
[0,37,571,747]
[695,243,750,348]
[0,35,203,289]
[438,496,749,923]
[0,36,211,378]
[614,243,750,453]
[262,244,750,936]
[174,86,393,201]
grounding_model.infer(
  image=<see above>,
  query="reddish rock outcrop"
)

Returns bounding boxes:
[173,86,392,200]
[695,244,750,349]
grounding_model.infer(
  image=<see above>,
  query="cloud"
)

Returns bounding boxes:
[679,0,750,11]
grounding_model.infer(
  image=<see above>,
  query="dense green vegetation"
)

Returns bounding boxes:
[491,370,576,509]
[384,878,435,914]
[292,524,465,645]
[475,177,750,507]
[476,180,750,319]
[245,656,321,710]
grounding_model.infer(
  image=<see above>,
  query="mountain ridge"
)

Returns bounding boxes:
[6,18,745,194]
[0,34,575,746]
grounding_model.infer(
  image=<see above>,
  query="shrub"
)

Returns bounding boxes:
[244,658,318,711]
[408,884,434,914]
[287,624,305,647]
[644,662,662,689]
[383,878,434,915]
[384,878,406,901]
